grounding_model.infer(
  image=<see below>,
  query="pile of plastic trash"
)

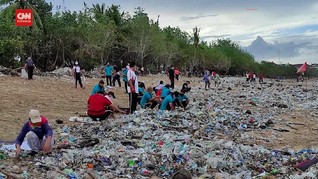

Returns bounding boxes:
[1,78,318,178]
[51,67,73,76]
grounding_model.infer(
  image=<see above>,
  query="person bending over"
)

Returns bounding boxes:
[16,109,53,156]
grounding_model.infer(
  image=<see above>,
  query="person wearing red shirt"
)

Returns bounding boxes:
[259,73,264,83]
[248,72,253,82]
[174,68,180,81]
[212,71,217,78]
[87,92,126,121]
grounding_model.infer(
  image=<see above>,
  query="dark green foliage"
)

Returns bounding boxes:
[0,2,316,77]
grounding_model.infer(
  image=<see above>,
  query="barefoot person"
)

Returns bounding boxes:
[15,109,53,156]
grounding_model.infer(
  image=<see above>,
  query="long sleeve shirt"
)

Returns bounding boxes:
[15,116,53,146]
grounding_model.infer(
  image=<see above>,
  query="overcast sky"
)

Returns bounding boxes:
[48,0,318,64]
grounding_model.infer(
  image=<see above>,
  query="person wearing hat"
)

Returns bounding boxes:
[106,91,116,100]
[104,63,114,86]
[87,91,127,121]
[72,61,84,88]
[15,109,53,156]
[91,80,105,95]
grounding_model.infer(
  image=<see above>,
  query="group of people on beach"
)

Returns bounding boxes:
[15,61,192,156]
[88,62,192,119]
[245,71,264,83]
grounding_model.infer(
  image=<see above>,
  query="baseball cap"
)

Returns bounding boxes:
[29,109,41,123]
[108,91,116,98]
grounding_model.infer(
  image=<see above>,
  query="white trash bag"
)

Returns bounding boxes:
[21,69,28,78]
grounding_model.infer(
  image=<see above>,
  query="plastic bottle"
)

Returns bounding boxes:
[62,125,68,133]
[0,153,5,160]
[156,110,163,120]
[21,171,29,179]
[189,159,198,169]
[140,168,150,176]
[128,160,135,167]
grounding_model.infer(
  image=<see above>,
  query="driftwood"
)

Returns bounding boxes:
[0,169,22,179]
[0,67,20,76]
[0,66,47,77]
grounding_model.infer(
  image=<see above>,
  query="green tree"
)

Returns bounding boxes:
[0,0,45,30]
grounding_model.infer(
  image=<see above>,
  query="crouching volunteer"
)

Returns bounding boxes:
[140,87,160,109]
[175,89,189,109]
[160,91,179,111]
[87,91,127,121]
[15,109,53,156]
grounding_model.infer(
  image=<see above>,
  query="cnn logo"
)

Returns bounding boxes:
[17,12,31,20]
[16,9,33,26]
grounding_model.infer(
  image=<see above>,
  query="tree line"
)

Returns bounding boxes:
[1,0,317,78]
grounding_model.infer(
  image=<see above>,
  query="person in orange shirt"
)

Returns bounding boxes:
[174,68,180,81]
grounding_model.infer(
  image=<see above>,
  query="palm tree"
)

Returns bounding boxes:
[91,3,106,23]
[91,3,124,27]
[190,26,200,71]
[0,0,43,30]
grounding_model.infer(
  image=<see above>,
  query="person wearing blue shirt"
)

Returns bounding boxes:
[160,91,179,110]
[175,89,189,109]
[91,80,105,95]
[123,66,129,93]
[160,85,171,99]
[138,82,146,95]
[140,87,159,109]
[104,63,114,86]
[137,82,146,104]
[138,87,145,94]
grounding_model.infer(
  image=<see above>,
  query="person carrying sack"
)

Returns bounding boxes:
[24,56,36,80]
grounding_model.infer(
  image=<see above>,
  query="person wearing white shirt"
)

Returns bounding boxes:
[127,61,139,114]
[72,61,84,88]
[154,80,164,93]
